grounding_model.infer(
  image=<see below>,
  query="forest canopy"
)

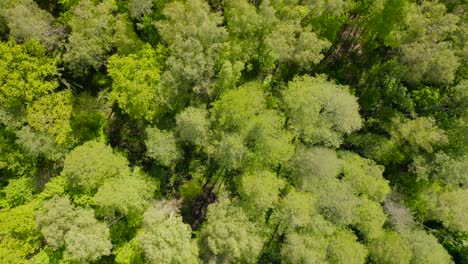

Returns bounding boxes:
[0,0,467,263]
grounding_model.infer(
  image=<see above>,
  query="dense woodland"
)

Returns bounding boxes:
[0,0,467,263]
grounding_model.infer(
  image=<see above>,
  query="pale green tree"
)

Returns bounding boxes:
[176,106,210,146]
[156,0,227,96]
[94,170,157,220]
[368,231,413,264]
[288,147,341,188]
[137,216,199,264]
[200,197,263,263]
[340,152,390,202]
[145,127,180,167]
[239,170,285,219]
[327,229,368,264]
[404,229,453,264]
[15,126,68,161]
[36,195,112,262]
[283,75,362,147]
[63,0,117,76]
[213,133,249,171]
[61,141,129,193]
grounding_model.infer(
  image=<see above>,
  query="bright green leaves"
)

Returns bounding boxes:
[0,177,34,209]
[61,141,129,193]
[368,231,413,264]
[93,170,157,219]
[145,127,180,167]
[200,198,263,263]
[212,82,294,169]
[156,0,227,96]
[107,44,166,121]
[340,152,390,202]
[0,202,42,264]
[239,170,285,219]
[327,229,368,264]
[36,195,112,262]
[0,39,58,108]
[27,90,73,144]
[283,75,362,147]
[212,82,265,132]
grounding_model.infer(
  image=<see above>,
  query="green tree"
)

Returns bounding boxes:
[327,229,368,264]
[27,90,74,144]
[61,141,129,193]
[63,0,117,76]
[0,177,34,209]
[283,75,362,147]
[288,147,341,187]
[0,39,58,108]
[176,106,210,147]
[368,231,413,264]
[239,170,285,219]
[136,216,199,264]
[200,197,263,263]
[15,126,68,161]
[36,195,112,262]
[145,127,180,167]
[404,229,453,264]
[94,170,157,220]
[0,202,42,264]
[107,44,167,121]
[156,0,227,97]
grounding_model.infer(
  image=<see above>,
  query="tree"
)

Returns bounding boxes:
[63,0,117,76]
[424,188,468,232]
[156,0,227,96]
[136,216,199,264]
[368,231,412,264]
[0,39,58,109]
[213,133,249,171]
[0,0,62,48]
[271,190,317,230]
[107,44,167,121]
[404,229,453,264]
[93,170,157,220]
[0,177,34,209]
[176,106,210,147]
[340,152,390,202]
[283,75,362,147]
[239,170,285,219]
[281,231,329,264]
[27,90,74,144]
[15,126,68,161]
[327,229,368,264]
[288,147,341,188]
[36,195,112,262]
[145,127,180,167]
[390,116,448,153]
[61,141,129,193]
[0,202,42,264]
[200,197,263,263]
